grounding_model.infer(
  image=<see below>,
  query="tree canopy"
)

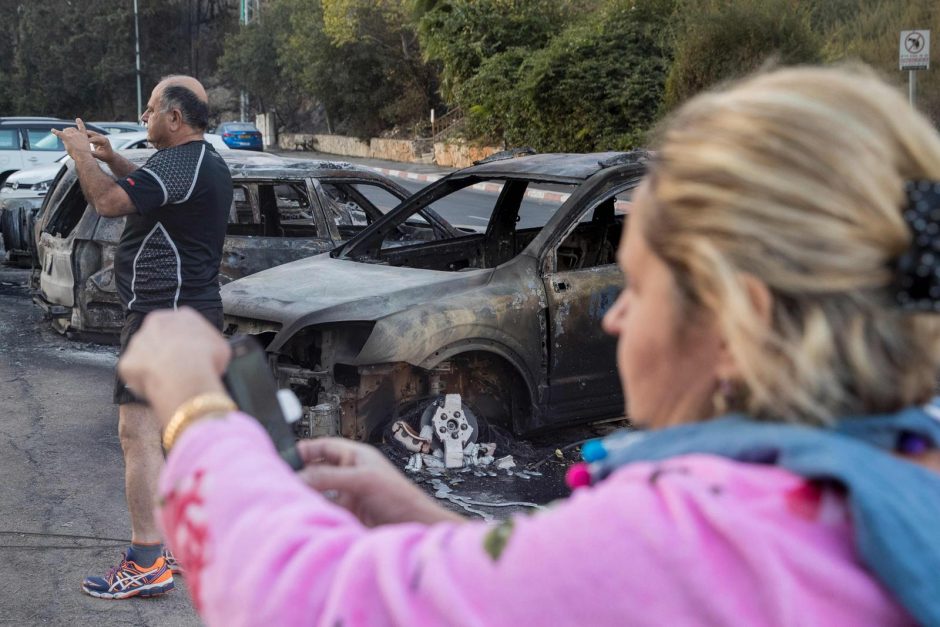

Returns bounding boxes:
[0,0,936,148]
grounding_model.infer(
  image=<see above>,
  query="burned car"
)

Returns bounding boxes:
[223,151,645,440]
[32,149,449,341]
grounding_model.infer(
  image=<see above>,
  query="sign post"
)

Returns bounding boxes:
[900,30,931,107]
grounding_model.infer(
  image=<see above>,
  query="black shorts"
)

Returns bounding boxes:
[113,307,225,405]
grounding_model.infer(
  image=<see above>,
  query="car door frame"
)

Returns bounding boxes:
[309,174,415,245]
[220,177,336,283]
[537,174,640,423]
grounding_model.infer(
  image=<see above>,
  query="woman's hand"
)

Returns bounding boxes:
[118,308,232,429]
[297,438,465,527]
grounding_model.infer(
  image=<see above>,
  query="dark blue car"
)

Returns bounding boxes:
[217,121,264,151]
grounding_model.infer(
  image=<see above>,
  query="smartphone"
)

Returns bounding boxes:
[223,335,303,471]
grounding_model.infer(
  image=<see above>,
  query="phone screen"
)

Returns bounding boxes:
[223,335,303,470]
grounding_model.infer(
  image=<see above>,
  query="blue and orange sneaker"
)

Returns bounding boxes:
[81,552,174,599]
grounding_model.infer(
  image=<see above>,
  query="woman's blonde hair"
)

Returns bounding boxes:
[647,65,940,425]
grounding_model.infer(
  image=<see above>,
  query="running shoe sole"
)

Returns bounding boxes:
[82,578,174,599]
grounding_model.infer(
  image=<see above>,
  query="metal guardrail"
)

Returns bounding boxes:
[431,107,464,141]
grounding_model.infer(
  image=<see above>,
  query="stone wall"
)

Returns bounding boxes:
[369,138,421,162]
[277,133,318,151]
[433,142,501,168]
[277,133,501,168]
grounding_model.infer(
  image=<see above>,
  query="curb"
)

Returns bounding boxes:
[366,166,445,185]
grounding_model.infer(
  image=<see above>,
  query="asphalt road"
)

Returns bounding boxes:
[389,179,567,230]
[0,266,200,625]
[0,259,615,624]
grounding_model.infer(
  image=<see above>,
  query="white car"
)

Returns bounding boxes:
[0,132,229,264]
[0,117,112,185]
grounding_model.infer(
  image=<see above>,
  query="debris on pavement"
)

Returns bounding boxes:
[495,455,516,470]
[429,479,544,522]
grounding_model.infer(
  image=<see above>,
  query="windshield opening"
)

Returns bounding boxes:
[351,177,579,272]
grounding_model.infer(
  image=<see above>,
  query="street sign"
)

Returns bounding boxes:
[900,30,930,71]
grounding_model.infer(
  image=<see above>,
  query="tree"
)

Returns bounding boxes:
[664,0,821,108]
[274,0,437,137]
[418,0,571,101]
[218,1,310,129]
[450,0,673,151]
[0,0,239,120]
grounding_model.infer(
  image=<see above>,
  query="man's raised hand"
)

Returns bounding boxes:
[50,118,93,160]
[87,129,115,163]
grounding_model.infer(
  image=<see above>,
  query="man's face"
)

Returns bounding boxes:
[140,87,169,149]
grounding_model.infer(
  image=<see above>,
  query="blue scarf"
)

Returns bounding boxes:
[586,401,940,625]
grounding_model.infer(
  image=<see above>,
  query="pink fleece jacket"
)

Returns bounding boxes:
[158,412,910,626]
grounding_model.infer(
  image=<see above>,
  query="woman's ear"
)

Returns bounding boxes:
[715,273,773,381]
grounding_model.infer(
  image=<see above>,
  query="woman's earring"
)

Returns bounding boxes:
[712,378,734,416]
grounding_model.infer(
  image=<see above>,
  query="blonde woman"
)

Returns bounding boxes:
[121,66,940,626]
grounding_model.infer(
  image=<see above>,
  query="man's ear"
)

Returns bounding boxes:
[168,109,183,130]
[715,273,773,381]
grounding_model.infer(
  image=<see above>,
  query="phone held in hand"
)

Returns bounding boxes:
[223,335,303,471]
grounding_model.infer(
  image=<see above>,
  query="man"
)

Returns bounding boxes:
[53,75,233,599]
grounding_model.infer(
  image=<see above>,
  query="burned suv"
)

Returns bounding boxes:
[223,151,645,440]
[32,149,451,340]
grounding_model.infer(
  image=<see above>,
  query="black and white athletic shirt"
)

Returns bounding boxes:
[114,140,233,313]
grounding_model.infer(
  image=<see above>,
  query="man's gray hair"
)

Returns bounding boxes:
[159,80,209,131]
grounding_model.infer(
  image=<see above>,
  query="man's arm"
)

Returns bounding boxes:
[72,152,137,217]
[104,153,139,179]
[52,121,137,218]
[87,132,138,179]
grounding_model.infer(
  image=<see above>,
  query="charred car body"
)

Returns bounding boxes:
[32,149,449,340]
[223,151,646,439]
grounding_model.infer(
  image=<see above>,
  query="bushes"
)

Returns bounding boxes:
[664,0,821,108]
[448,0,673,151]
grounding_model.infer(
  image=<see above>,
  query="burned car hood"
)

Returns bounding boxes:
[222,253,490,334]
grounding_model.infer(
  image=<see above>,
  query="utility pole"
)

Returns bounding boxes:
[239,0,260,122]
[134,0,142,121]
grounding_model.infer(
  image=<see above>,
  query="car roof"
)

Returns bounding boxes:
[0,118,108,133]
[111,132,230,152]
[457,151,647,182]
[117,148,376,178]
[91,121,144,127]
[0,116,61,123]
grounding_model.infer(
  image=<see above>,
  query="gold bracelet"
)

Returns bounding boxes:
[162,392,237,452]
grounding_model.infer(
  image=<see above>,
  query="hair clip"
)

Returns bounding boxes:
[894,180,940,312]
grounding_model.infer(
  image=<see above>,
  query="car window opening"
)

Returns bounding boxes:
[554,189,631,272]
[360,178,583,273]
[45,183,88,238]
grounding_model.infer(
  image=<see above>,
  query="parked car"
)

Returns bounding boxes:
[90,121,146,134]
[221,150,645,441]
[32,149,450,342]
[216,122,264,151]
[0,117,109,185]
[1,133,228,266]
